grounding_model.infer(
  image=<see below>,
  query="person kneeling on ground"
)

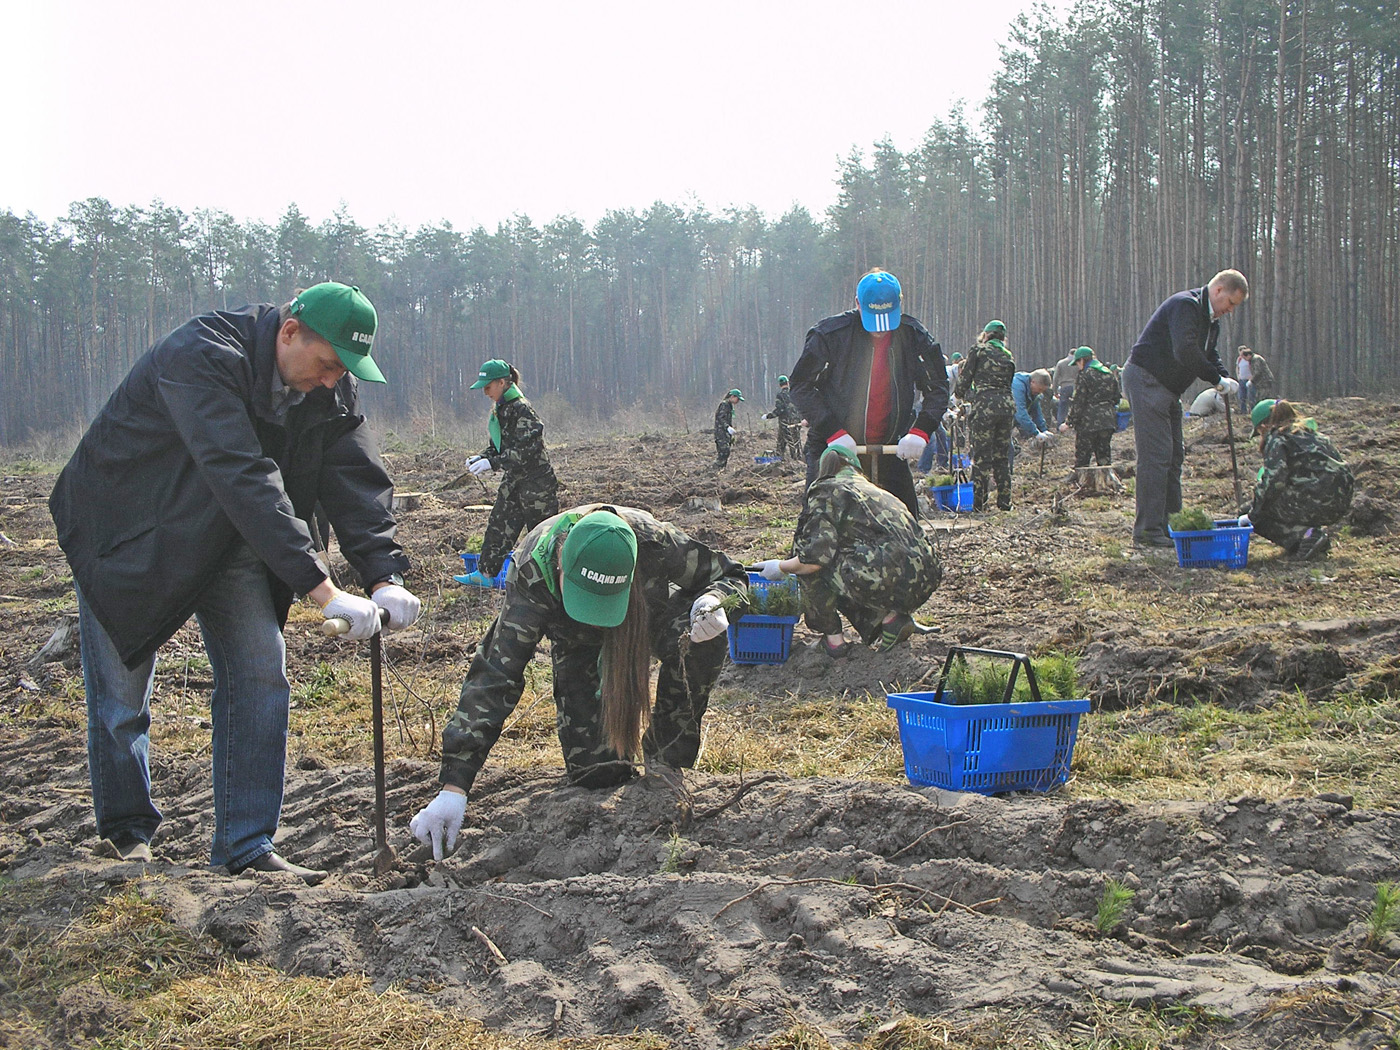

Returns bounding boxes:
[1239,399,1354,561]
[409,505,748,859]
[756,447,940,659]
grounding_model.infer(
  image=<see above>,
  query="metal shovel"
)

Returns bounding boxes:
[322,609,396,875]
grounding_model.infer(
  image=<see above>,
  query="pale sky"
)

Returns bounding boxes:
[2,0,1054,233]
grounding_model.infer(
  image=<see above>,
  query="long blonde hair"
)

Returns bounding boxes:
[599,580,651,760]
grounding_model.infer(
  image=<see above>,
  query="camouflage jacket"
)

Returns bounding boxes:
[955,341,1015,415]
[1250,354,1276,390]
[1066,361,1121,432]
[795,467,935,570]
[765,388,801,424]
[1252,427,1353,522]
[714,399,735,442]
[476,388,555,480]
[440,504,748,793]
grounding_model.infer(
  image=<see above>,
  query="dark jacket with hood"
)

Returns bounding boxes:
[789,309,948,449]
[50,304,409,668]
[1127,286,1230,396]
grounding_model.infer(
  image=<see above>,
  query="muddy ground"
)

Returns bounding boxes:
[3,397,1400,1047]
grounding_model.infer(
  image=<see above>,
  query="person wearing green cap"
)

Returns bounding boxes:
[755,447,941,657]
[713,389,745,468]
[409,504,749,858]
[462,359,559,582]
[48,282,419,883]
[1059,346,1121,468]
[762,376,803,461]
[1238,399,1353,560]
[955,320,1017,511]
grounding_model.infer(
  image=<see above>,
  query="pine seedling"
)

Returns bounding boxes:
[1035,651,1081,701]
[1095,878,1135,934]
[1365,881,1400,948]
[661,830,686,875]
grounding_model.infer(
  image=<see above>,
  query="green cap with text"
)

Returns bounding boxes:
[560,510,638,628]
[290,282,383,383]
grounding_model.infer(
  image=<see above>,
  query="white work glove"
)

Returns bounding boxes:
[1035,430,1054,446]
[469,456,493,475]
[826,431,858,453]
[758,559,788,581]
[726,426,735,436]
[409,789,468,861]
[1237,514,1252,527]
[1058,422,1069,433]
[322,590,383,641]
[372,584,421,632]
[689,594,730,643]
[942,410,957,429]
[1218,376,1240,396]
[895,431,928,462]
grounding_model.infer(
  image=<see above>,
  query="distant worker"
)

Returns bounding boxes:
[1241,346,1274,408]
[1011,367,1056,472]
[1239,399,1353,560]
[461,359,559,585]
[713,389,744,469]
[756,447,940,658]
[789,269,949,518]
[1188,387,1227,417]
[762,375,803,460]
[1234,346,1254,412]
[1122,269,1247,547]
[49,282,420,883]
[408,505,747,858]
[1051,349,1078,427]
[1059,346,1120,467]
[956,320,1016,511]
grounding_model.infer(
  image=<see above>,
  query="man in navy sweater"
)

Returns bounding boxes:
[1122,270,1248,547]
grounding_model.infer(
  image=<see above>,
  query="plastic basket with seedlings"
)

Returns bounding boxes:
[720,585,801,665]
[1167,509,1253,569]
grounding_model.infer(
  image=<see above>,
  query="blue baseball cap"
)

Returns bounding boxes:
[856,271,901,333]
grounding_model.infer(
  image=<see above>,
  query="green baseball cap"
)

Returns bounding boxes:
[1072,346,1095,362]
[777,375,789,385]
[470,359,512,389]
[951,352,963,362]
[290,282,383,383]
[983,319,1006,335]
[560,511,638,628]
[1250,398,1277,430]
[727,389,745,401]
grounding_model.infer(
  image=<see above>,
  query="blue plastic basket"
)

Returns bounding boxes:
[727,615,798,665]
[753,455,780,465]
[746,571,801,599]
[929,481,974,512]
[1116,410,1132,431]
[1167,520,1252,569]
[455,552,512,589]
[886,691,1090,794]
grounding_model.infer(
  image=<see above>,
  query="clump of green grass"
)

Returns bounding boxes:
[1365,881,1400,948]
[1096,878,1136,934]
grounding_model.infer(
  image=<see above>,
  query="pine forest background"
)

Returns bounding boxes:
[2,0,1397,445]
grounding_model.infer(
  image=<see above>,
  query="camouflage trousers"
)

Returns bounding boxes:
[478,470,560,577]
[548,591,729,787]
[800,543,942,645]
[1074,428,1113,468]
[969,410,1013,510]
[776,421,802,460]
[1249,476,1353,552]
[714,434,733,468]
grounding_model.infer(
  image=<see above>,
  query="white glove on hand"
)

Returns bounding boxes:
[826,431,858,453]
[1237,514,1252,527]
[469,457,493,475]
[372,584,421,632]
[1058,422,1069,433]
[322,591,383,641]
[895,432,927,462]
[758,559,788,581]
[409,789,468,861]
[689,594,730,643]
[1039,430,1056,446]
[1218,376,1240,396]
[726,426,735,436]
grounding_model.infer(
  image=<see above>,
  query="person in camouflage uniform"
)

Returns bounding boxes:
[463,360,560,580]
[1242,399,1353,560]
[763,375,803,460]
[1061,345,1121,467]
[1240,347,1275,408]
[408,504,749,857]
[713,389,744,468]
[955,320,1016,511]
[756,447,940,657]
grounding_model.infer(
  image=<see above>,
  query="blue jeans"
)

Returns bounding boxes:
[79,540,291,869]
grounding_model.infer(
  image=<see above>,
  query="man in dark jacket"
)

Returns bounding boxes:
[50,282,420,883]
[1122,269,1247,547]
[789,269,948,517]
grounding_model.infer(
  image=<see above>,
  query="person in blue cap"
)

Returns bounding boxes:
[460,359,559,584]
[49,282,421,884]
[788,269,948,517]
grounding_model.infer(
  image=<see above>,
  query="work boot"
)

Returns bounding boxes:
[1134,532,1174,549]
[1293,528,1331,561]
[94,834,152,863]
[228,851,327,886]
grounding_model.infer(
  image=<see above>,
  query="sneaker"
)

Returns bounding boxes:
[1293,528,1331,561]
[877,613,919,652]
[819,635,850,659]
[95,835,152,863]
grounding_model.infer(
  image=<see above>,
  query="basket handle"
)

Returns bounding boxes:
[934,645,1044,705]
